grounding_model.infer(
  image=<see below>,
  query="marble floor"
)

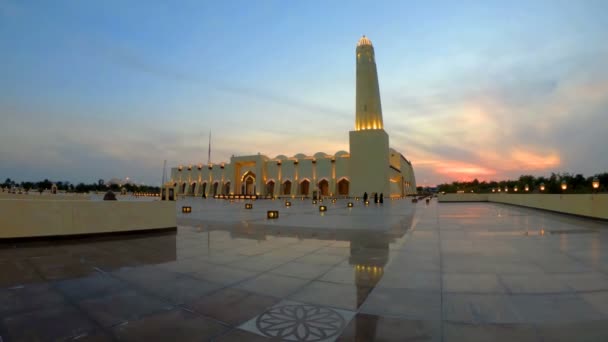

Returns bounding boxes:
[1,198,608,341]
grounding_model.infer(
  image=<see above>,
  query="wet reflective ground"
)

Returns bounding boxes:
[1,199,608,341]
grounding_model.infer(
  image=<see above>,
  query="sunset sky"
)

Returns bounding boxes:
[1,0,607,186]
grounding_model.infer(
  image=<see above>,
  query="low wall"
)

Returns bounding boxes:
[437,193,489,202]
[438,193,608,220]
[0,200,176,239]
[0,192,91,200]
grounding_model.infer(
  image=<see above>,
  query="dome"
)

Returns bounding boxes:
[293,153,308,159]
[313,152,329,159]
[274,155,288,160]
[335,150,350,157]
[357,35,372,47]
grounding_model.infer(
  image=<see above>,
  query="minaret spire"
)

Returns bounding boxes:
[355,35,383,131]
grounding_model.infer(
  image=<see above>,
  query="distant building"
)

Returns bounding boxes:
[168,36,416,198]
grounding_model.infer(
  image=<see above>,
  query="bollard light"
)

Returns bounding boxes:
[561,181,567,191]
[365,200,370,205]
[492,188,496,192]
[540,183,545,191]
[267,210,279,219]
[525,184,529,192]
[347,202,354,208]
[514,186,518,192]
[592,177,600,190]
[182,206,192,213]
[245,203,253,209]
[505,187,509,192]
[332,198,337,204]
[285,201,291,207]
[319,205,327,212]
[312,200,317,204]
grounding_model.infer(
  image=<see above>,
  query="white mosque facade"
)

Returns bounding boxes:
[167,36,416,198]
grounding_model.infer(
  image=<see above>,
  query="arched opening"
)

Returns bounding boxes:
[318,179,329,196]
[190,182,197,195]
[266,180,275,196]
[223,182,231,195]
[201,183,207,197]
[299,179,310,196]
[181,183,186,194]
[212,182,219,196]
[241,171,256,195]
[282,180,292,195]
[337,178,349,196]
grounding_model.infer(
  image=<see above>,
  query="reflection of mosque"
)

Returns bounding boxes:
[202,210,414,340]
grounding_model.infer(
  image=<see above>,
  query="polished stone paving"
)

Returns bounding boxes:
[1,198,608,341]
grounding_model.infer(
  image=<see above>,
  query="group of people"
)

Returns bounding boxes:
[363,191,384,204]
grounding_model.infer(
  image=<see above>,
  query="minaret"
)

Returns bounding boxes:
[349,35,390,197]
[355,35,383,131]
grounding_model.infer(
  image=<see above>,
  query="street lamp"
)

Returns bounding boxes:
[561,180,567,191]
[540,183,545,192]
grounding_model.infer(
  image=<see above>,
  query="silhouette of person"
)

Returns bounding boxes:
[380,193,384,204]
[363,192,368,202]
[374,193,378,203]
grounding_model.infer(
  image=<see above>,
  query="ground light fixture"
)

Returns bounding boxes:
[365,200,370,205]
[319,205,327,212]
[540,183,545,191]
[332,198,337,203]
[181,206,192,213]
[267,210,279,219]
[312,200,317,204]
[514,186,518,192]
[245,203,253,209]
[561,181,567,191]
[592,177,600,190]
[525,184,529,192]
[285,201,292,207]
[347,202,354,208]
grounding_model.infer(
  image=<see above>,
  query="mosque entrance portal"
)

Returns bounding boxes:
[242,171,256,195]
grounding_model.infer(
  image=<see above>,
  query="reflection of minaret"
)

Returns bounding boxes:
[349,36,390,197]
[349,233,389,341]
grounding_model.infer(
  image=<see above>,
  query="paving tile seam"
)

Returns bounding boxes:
[26,258,122,342]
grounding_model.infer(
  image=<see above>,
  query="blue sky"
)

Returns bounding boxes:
[1,0,607,185]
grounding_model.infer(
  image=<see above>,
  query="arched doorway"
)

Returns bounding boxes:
[266,180,275,196]
[318,179,329,196]
[299,179,310,196]
[223,182,231,195]
[242,171,256,195]
[190,182,197,195]
[181,183,187,194]
[212,182,219,196]
[282,180,292,195]
[201,183,207,197]
[337,178,349,196]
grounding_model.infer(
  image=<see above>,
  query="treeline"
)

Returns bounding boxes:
[1,178,160,194]
[437,172,608,194]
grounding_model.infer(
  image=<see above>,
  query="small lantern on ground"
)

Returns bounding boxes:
[319,205,327,212]
[312,200,317,204]
[285,201,291,207]
[540,183,545,191]
[245,203,253,209]
[267,210,279,219]
[347,202,354,208]
[182,206,192,213]
[592,177,600,192]
[514,186,518,192]
[561,181,567,191]
[525,184,529,192]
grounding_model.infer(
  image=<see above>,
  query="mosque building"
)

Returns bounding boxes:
[167,36,416,198]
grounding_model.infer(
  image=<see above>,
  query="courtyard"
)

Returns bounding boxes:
[1,198,608,341]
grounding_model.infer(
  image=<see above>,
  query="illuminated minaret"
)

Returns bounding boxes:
[349,35,390,196]
[355,35,383,131]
